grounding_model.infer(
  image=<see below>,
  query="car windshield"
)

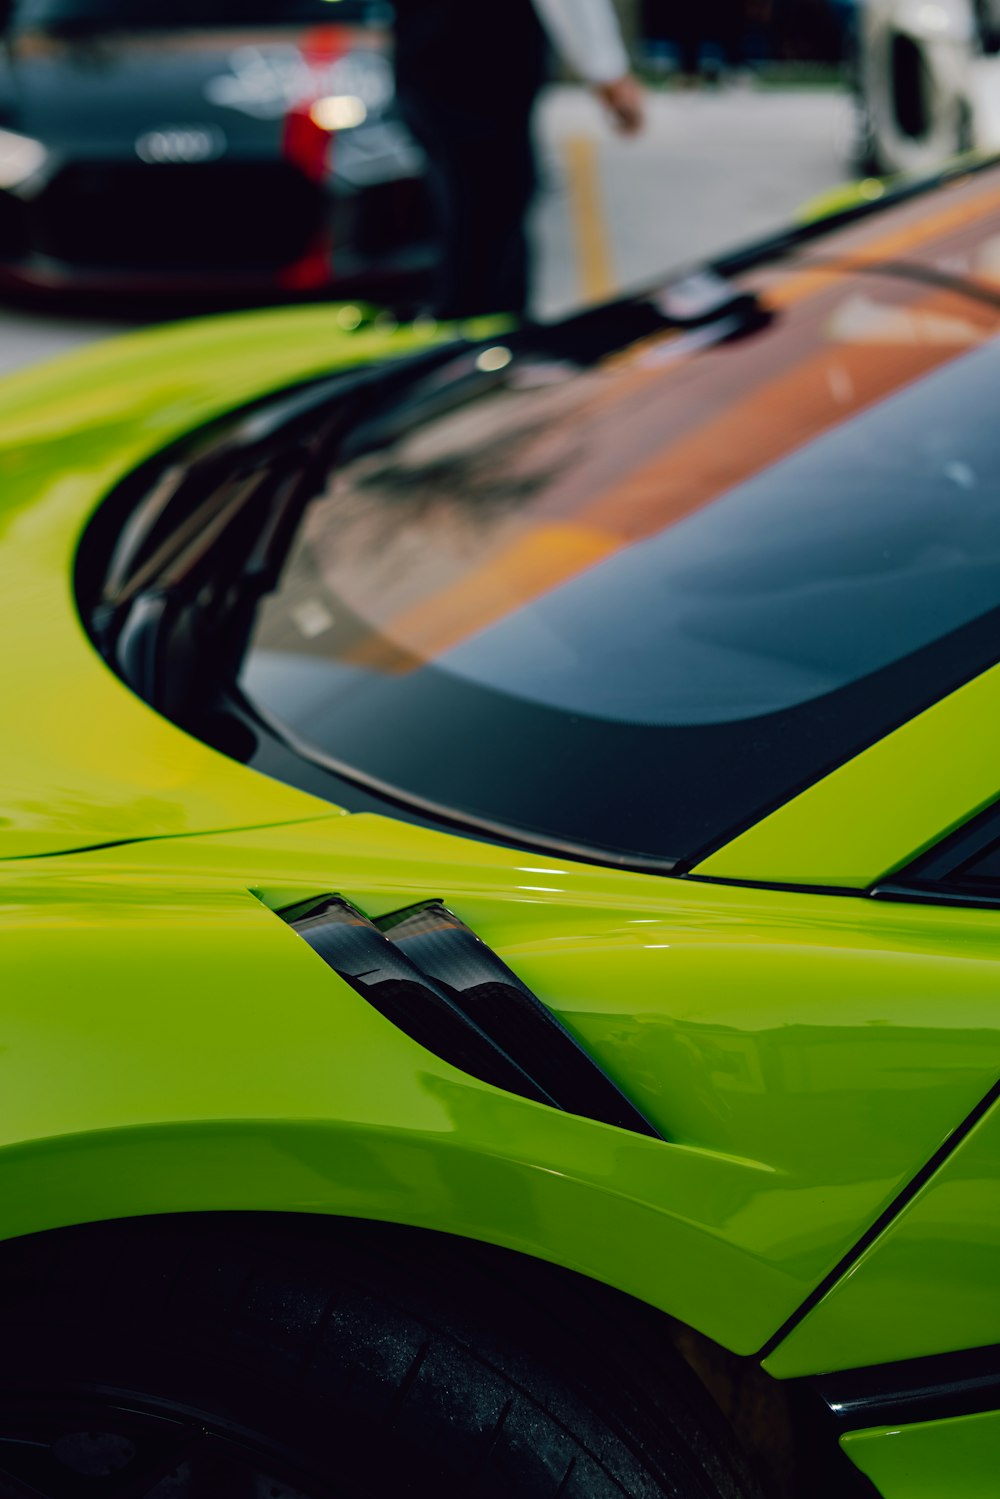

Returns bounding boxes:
[241,253,1000,869]
[12,0,381,32]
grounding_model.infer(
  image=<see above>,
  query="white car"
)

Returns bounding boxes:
[855,0,1000,173]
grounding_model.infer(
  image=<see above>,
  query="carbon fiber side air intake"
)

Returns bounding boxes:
[282,894,661,1139]
[283,895,554,1106]
[378,902,661,1139]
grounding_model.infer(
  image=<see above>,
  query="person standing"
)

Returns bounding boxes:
[393,0,645,320]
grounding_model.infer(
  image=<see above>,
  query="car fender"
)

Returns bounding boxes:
[7,814,1000,1368]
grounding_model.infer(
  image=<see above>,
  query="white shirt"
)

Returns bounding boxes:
[533,0,631,84]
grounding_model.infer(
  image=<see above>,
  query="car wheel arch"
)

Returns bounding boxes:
[0,1206,797,1498]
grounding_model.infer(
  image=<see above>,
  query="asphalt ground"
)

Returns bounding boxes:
[0,84,854,377]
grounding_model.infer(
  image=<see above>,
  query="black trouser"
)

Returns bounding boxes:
[399,94,539,319]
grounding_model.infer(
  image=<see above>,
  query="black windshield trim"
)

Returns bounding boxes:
[241,591,1000,873]
[237,686,682,875]
[707,153,1000,279]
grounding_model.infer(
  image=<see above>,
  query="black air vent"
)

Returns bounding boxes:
[282,895,661,1139]
[378,902,659,1136]
[283,896,550,1104]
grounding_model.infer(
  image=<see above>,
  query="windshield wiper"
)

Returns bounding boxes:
[90,342,468,737]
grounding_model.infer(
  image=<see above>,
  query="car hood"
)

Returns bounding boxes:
[0,24,388,153]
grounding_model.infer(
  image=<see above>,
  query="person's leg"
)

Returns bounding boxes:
[395,95,461,315]
[398,95,537,318]
[457,116,537,317]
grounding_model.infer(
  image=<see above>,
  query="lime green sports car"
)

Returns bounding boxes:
[5,160,1000,1499]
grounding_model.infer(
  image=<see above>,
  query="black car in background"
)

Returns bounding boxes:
[0,0,431,297]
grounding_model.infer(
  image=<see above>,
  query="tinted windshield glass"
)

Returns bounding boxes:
[13,0,379,30]
[243,264,1000,866]
[430,351,1000,724]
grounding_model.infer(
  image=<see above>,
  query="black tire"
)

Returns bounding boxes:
[0,1215,766,1499]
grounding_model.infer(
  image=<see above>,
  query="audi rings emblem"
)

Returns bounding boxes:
[135,126,227,164]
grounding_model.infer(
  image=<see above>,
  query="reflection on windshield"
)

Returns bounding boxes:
[243,263,1000,866]
[440,338,1000,723]
[264,274,1000,721]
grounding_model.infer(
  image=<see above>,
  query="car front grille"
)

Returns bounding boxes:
[29,160,326,272]
[353,174,431,256]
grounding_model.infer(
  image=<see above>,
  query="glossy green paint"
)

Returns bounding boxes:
[0,304,469,859]
[693,662,1000,888]
[841,1410,1000,1499]
[794,153,995,228]
[7,307,1000,1374]
[5,811,1000,1358]
[795,176,891,223]
[765,1069,1000,1376]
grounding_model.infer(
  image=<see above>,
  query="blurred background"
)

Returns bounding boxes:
[1,0,999,374]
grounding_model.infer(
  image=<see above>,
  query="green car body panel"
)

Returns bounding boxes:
[842,1410,1000,1498]
[3,805,1000,1364]
[766,1089,1000,1377]
[6,175,1000,1493]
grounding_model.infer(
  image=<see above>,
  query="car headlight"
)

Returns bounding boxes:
[0,127,48,191]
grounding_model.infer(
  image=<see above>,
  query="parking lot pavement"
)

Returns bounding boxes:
[533,84,853,315]
[0,85,853,377]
